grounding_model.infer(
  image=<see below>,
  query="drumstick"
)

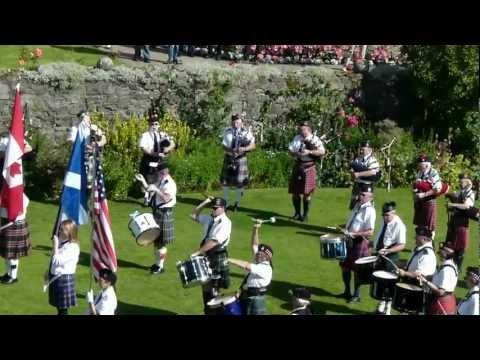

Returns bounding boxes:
[379,254,400,272]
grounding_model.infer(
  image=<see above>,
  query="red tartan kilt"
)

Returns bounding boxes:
[0,220,31,259]
[413,200,436,231]
[428,294,457,315]
[288,164,316,195]
[339,238,371,272]
[446,226,469,251]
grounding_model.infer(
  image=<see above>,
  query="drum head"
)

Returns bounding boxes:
[355,256,378,265]
[396,282,422,292]
[207,296,227,308]
[320,233,344,243]
[373,270,398,280]
[136,228,161,246]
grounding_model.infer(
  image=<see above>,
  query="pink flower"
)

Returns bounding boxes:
[346,115,359,128]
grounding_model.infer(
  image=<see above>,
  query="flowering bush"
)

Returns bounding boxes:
[18,46,43,70]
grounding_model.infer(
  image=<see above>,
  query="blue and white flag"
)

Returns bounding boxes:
[59,131,89,225]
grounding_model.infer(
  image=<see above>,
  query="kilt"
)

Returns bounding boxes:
[413,199,436,231]
[207,250,230,289]
[241,295,267,315]
[288,163,316,195]
[0,219,31,259]
[427,294,457,315]
[220,155,249,187]
[340,237,371,272]
[48,274,77,309]
[153,208,175,247]
[446,225,468,252]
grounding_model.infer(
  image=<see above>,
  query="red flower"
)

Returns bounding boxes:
[346,115,359,128]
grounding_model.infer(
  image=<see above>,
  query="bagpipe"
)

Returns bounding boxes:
[350,160,382,183]
[413,180,449,202]
[445,192,480,222]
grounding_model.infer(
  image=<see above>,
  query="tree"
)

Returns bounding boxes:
[401,45,479,157]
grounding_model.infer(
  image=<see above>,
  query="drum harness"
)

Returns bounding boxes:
[148,179,173,213]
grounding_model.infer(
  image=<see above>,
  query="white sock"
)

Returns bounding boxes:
[385,301,392,315]
[235,188,244,204]
[431,231,435,240]
[8,259,19,279]
[377,300,386,313]
[223,187,230,204]
[158,247,167,269]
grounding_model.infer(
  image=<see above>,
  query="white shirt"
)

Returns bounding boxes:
[406,243,436,276]
[152,175,177,209]
[196,212,232,249]
[458,285,479,315]
[50,241,80,276]
[139,130,172,153]
[245,259,272,289]
[431,259,458,293]
[93,286,117,315]
[457,187,475,208]
[416,167,442,192]
[68,120,90,143]
[288,134,324,162]
[351,153,380,184]
[346,201,376,233]
[222,127,255,149]
[374,214,406,249]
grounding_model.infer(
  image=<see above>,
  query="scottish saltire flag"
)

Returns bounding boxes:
[59,131,88,225]
[91,151,117,278]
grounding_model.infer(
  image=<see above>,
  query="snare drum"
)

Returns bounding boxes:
[392,282,425,313]
[353,256,378,285]
[176,256,212,288]
[320,234,347,260]
[207,294,243,315]
[370,270,398,300]
[128,213,161,246]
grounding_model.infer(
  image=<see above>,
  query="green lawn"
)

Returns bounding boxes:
[0,45,110,69]
[0,187,477,315]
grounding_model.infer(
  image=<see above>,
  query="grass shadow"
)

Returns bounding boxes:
[117,301,177,315]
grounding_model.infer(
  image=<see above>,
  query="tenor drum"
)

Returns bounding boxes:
[207,294,243,315]
[320,234,347,260]
[392,282,425,313]
[176,256,212,288]
[353,256,378,285]
[370,270,398,300]
[128,213,160,246]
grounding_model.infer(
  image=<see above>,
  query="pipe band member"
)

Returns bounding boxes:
[457,266,479,315]
[413,154,442,241]
[289,287,313,315]
[373,201,406,315]
[86,268,118,315]
[220,114,256,212]
[139,163,177,275]
[139,114,175,186]
[445,173,475,272]
[339,183,376,303]
[349,140,380,210]
[420,241,458,315]
[229,222,273,315]
[288,120,325,222]
[191,197,232,314]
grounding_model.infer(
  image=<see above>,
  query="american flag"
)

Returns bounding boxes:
[91,150,117,278]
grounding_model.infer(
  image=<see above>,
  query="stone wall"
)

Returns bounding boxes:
[0,61,362,141]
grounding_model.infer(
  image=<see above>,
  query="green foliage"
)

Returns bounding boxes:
[401,45,479,157]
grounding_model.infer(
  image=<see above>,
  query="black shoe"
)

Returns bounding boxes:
[1,275,18,285]
[300,215,308,222]
[335,291,351,299]
[292,213,302,221]
[347,296,360,303]
[231,203,239,212]
[150,265,165,275]
[0,273,8,282]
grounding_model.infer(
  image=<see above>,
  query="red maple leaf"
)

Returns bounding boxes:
[9,162,22,177]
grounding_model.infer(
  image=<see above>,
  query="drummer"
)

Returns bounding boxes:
[397,226,437,285]
[289,287,313,315]
[373,201,406,314]
[229,222,273,315]
[138,163,177,274]
[457,266,479,315]
[339,183,376,303]
[419,241,458,315]
[190,197,232,314]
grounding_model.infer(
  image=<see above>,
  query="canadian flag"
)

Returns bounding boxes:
[0,84,27,221]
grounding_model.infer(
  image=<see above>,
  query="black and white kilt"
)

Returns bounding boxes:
[48,274,77,309]
[0,219,31,259]
[153,209,175,247]
[220,155,249,187]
